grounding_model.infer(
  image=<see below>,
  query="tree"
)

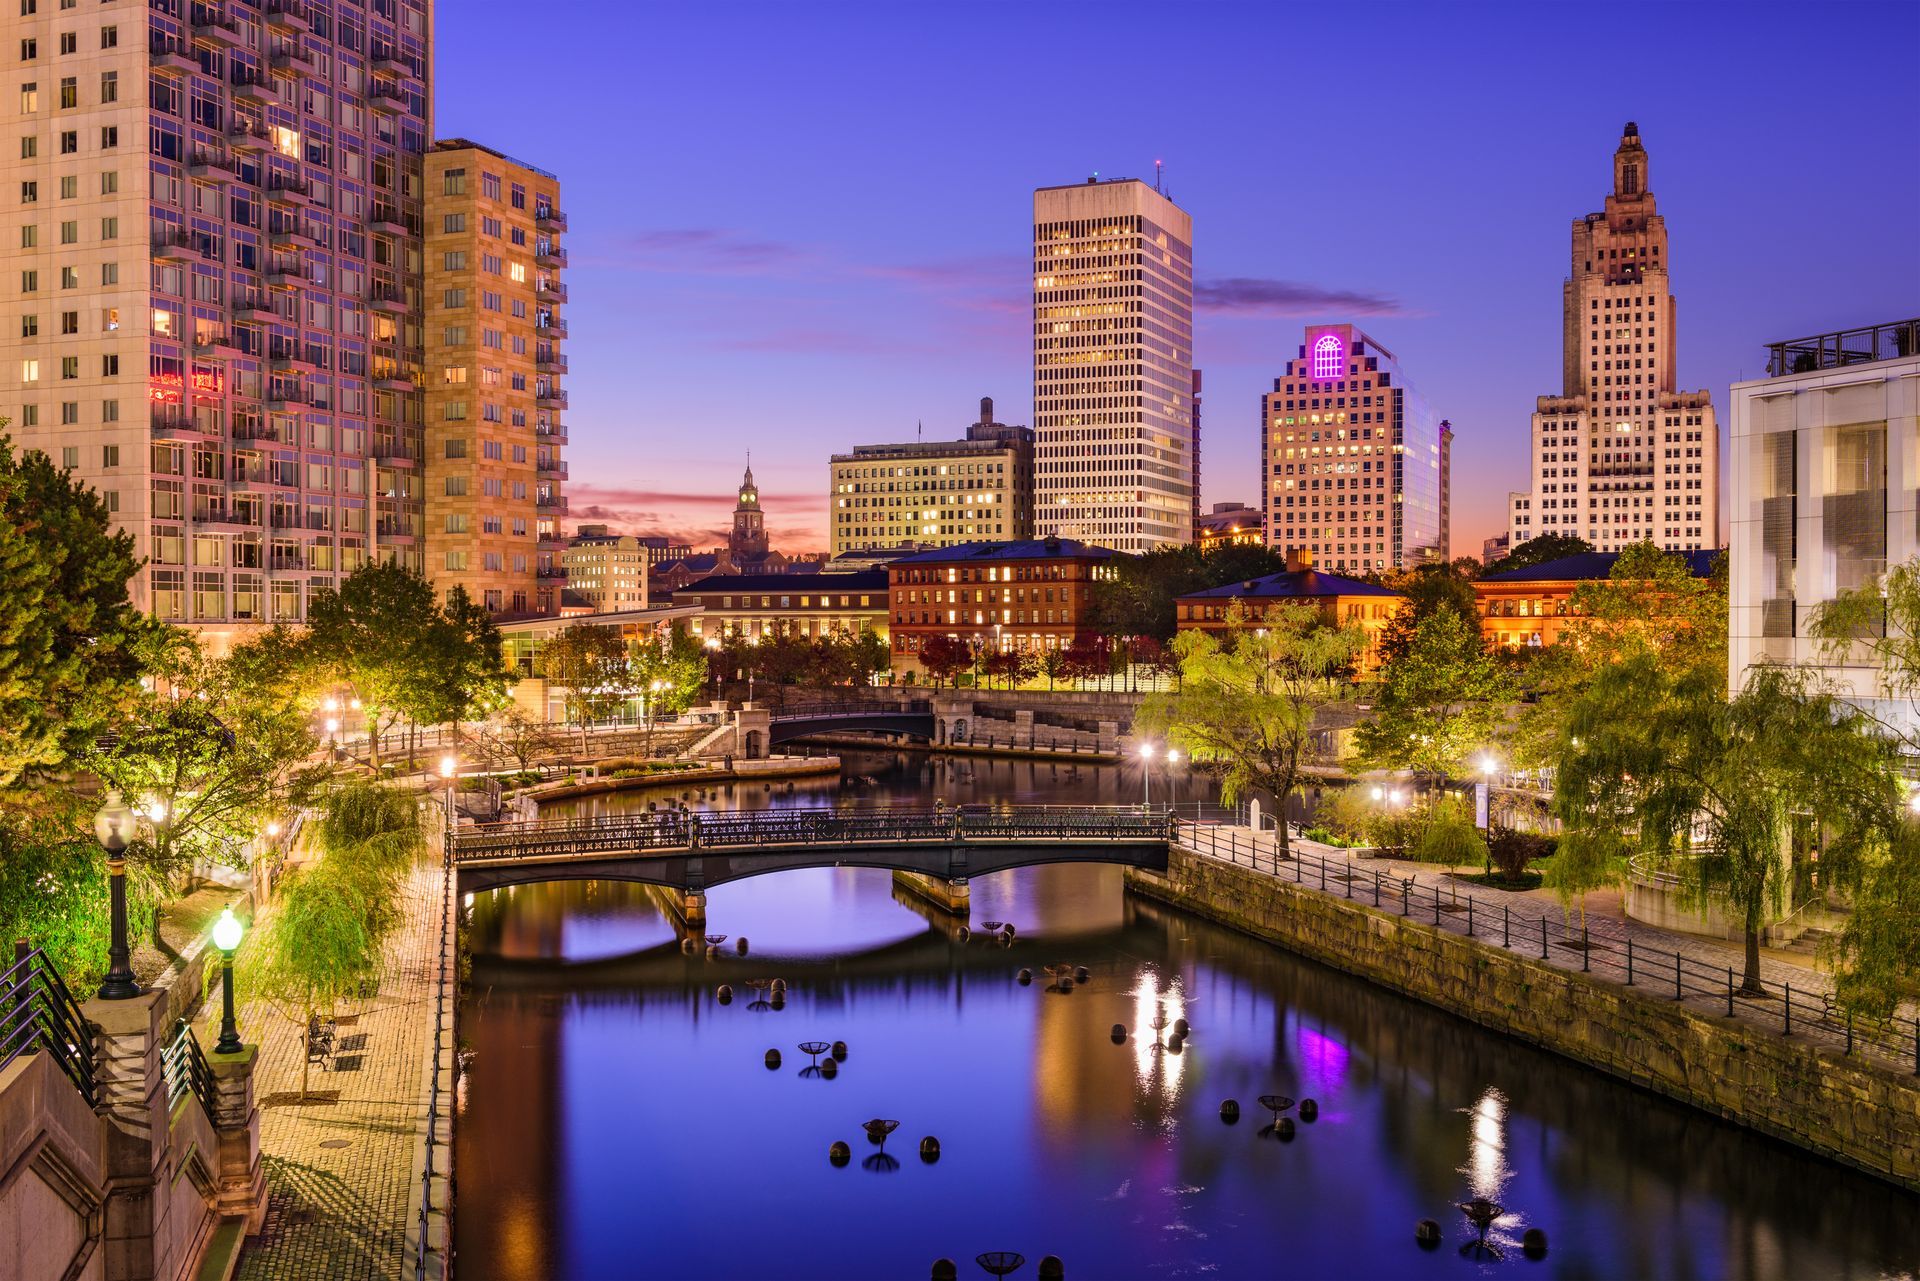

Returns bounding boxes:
[1556,657,1893,992]
[1374,559,1482,668]
[0,437,153,793]
[476,704,565,775]
[918,635,974,688]
[305,563,443,768]
[1138,601,1368,856]
[1496,534,1594,574]
[1040,649,1067,692]
[1059,636,1110,689]
[89,627,327,895]
[540,623,630,749]
[401,586,512,749]
[629,622,709,719]
[1355,608,1510,779]
[846,629,890,687]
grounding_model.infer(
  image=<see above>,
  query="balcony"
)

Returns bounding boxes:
[231,69,277,106]
[370,48,417,78]
[269,223,316,249]
[187,148,236,181]
[535,209,568,233]
[535,422,569,444]
[536,494,569,514]
[151,409,213,440]
[228,120,271,152]
[1765,318,1920,377]
[535,352,568,374]
[536,317,568,339]
[190,12,247,51]
[268,343,317,372]
[368,82,410,113]
[153,228,197,262]
[369,284,409,314]
[264,259,304,288]
[232,420,280,444]
[369,204,409,237]
[536,566,568,581]
[536,389,569,410]
[265,174,312,205]
[537,459,569,481]
[193,507,257,531]
[372,441,417,466]
[270,46,315,75]
[192,328,241,357]
[373,372,417,392]
[536,245,568,269]
[266,390,308,413]
[263,0,309,32]
[536,282,568,305]
[150,34,199,74]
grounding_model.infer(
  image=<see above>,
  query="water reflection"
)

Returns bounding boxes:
[453,753,1920,1281]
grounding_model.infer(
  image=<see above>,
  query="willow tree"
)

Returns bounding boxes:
[1558,656,1893,993]
[1138,601,1367,856]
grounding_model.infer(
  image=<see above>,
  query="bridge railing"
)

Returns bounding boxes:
[0,945,97,1106]
[452,804,1176,861]
[769,699,933,721]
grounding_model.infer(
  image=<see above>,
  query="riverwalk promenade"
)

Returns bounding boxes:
[195,858,447,1281]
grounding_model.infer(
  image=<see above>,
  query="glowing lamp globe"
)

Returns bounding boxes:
[212,907,243,953]
[439,755,457,780]
[93,792,137,855]
[1139,744,1155,760]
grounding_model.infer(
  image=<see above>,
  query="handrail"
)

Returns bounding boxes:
[416,796,454,1278]
[451,804,1176,863]
[0,946,98,1105]
[1175,821,1920,1077]
[161,1018,216,1119]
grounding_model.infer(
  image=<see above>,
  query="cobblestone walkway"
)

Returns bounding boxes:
[198,858,445,1281]
[1177,821,1920,1075]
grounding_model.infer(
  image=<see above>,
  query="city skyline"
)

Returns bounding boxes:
[433,0,1920,559]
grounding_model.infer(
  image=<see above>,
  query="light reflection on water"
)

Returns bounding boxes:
[453,752,1920,1281]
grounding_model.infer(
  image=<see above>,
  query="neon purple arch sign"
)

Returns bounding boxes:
[1311,333,1344,380]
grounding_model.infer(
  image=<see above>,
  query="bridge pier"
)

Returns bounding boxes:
[682,890,707,927]
[891,869,970,915]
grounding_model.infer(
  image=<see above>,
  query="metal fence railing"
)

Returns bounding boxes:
[0,944,97,1106]
[1176,822,1920,1077]
[160,1018,216,1118]
[416,800,455,1280]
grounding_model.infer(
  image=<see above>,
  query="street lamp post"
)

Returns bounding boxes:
[1139,743,1155,810]
[92,791,141,1000]
[439,754,457,848]
[645,680,667,758]
[1477,753,1497,832]
[212,907,244,1054]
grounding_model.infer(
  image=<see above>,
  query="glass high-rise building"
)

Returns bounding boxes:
[1032,176,1193,552]
[0,0,431,636]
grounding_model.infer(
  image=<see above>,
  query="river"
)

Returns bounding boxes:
[454,751,1918,1280]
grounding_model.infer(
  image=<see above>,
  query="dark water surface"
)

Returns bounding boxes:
[455,753,1918,1280]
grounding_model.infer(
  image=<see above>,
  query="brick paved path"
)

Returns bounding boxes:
[200,858,446,1281]
[1177,821,1920,1075]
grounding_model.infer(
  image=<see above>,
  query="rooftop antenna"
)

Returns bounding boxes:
[917,419,923,444]
[1155,159,1163,194]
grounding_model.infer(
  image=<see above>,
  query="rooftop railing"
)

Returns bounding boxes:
[1765,319,1920,377]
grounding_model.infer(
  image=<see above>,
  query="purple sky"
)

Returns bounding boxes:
[435,1,1920,558]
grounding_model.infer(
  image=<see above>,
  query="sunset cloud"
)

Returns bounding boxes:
[1195,277,1405,317]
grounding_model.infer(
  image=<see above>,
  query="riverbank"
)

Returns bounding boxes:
[1128,839,1920,1192]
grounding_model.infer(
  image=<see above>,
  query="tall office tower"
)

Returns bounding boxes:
[0,0,431,637]
[1032,176,1193,552]
[1507,123,1718,553]
[1259,324,1447,574]
[1189,368,1202,535]
[828,396,1035,554]
[423,140,567,618]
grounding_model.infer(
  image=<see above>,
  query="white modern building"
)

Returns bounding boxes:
[1507,123,1718,554]
[1729,318,1920,737]
[1032,176,1194,552]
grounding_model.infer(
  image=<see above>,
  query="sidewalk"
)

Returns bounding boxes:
[1176,821,1920,1075]
[200,857,446,1281]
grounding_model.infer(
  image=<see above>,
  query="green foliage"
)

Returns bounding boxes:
[1487,825,1554,883]
[1497,534,1594,574]
[0,436,153,791]
[304,562,444,765]
[316,779,423,878]
[1313,785,1378,845]
[1088,544,1294,643]
[630,623,711,715]
[1355,608,1510,778]
[402,586,512,733]
[1373,559,1481,669]
[89,627,325,884]
[0,807,163,990]
[540,622,631,745]
[1139,600,1367,855]
[1409,796,1488,866]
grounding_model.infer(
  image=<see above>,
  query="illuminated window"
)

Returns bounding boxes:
[1311,334,1343,380]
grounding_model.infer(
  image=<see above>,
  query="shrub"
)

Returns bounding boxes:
[1408,797,1489,866]
[1488,825,1555,882]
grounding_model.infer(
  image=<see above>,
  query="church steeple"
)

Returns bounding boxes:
[730,453,769,561]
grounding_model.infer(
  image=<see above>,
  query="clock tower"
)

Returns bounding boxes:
[730,459,769,562]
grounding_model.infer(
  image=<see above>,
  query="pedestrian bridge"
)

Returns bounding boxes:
[451,805,1173,902]
[764,699,936,747]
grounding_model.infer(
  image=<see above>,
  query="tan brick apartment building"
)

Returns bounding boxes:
[423,139,566,618]
[886,537,1118,673]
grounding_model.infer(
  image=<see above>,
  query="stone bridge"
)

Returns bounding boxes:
[728,694,1121,757]
[452,805,1172,919]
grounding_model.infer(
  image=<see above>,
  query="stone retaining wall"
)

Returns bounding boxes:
[1129,844,1920,1191]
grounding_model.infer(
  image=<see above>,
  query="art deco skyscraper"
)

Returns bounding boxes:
[1507,124,1718,553]
[0,0,432,636]
[1032,177,1194,552]
[423,139,567,618]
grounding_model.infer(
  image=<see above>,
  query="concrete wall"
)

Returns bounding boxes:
[1130,844,1920,1191]
[0,1051,106,1281]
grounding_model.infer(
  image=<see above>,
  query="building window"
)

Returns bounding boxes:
[1312,334,1344,381]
